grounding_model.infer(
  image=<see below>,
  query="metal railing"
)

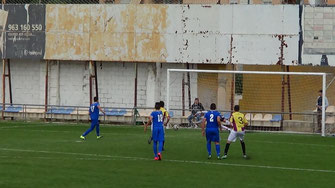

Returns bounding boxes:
[5,0,101,4]
[0,103,334,135]
[3,0,183,4]
[0,103,144,124]
[165,108,335,135]
[1,0,311,5]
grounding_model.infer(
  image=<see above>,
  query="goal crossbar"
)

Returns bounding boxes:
[166,69,327,137]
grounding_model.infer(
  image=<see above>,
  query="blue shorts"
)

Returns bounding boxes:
[206,128,220,142]
[152,126,164,142]
[91,119,99,126]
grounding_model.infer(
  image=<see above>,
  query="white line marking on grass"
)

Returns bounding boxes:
[0,125,45,129]
[0,155,118,161]
[0,128,178,138]
[252,140,335,148]
[0,147,334,173]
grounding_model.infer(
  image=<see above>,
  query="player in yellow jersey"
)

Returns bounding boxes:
[159,101,170,126]
[222,105,248,159]
[159,101,170,151]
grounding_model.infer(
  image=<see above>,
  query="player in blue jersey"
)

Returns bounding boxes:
[144,102,164,160]
[201,103,222,160]
[80,97,105,140]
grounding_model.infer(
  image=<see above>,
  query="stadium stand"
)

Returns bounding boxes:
[3,106,23,113]
[326,116,335,124]
[169,111,174,118]
[253,114,263,120]
[223,112,231,119]
[103,109,128,116]
[263,114,273,121]
[326,106,335,113]
[245,113,252,121]
[47,107,75,114]
[270,114,282,122]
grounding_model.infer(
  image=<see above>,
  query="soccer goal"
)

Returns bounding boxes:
[166,68,334,137]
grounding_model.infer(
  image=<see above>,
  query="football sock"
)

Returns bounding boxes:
[153,141,158,157]
[224,143,230,155]
[207,141,211,155]
[158,141,163,153]
[162,141,165,150]
[240,141,246,155]
[215,144,220,156]
[96,125,100,136]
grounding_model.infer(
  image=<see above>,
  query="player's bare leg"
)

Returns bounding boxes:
[148,136,152,144]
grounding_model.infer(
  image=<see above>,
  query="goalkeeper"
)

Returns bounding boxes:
[222,105,248,159]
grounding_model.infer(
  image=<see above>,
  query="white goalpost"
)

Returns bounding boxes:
[166,69,329,137]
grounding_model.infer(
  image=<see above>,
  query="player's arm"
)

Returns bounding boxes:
[97,105,106,115]
[243,115,248,126]
[144,116,153,133]
[229,116,233,128]
[201,118,206,136]
[217,116,222,132]
[164,111,170,126]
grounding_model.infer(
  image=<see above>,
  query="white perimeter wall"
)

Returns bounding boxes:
[43,4,300,65]
[0,60,197,110]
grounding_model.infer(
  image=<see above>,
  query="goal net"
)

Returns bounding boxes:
[166,68,335,137]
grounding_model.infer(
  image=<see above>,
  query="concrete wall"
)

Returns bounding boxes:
[0,59,45,105]
[3,4,335,66]
[0,60,197,110]
[2,60,334,118]
[43,4,299,65]
[303,6,335,66]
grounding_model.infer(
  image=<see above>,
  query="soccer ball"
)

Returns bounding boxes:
[173,124,179,131]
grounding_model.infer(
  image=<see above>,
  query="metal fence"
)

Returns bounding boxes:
[1,0,306,6]
[1,102,334,135]
[5,0,102,4]
[3,0,183,4]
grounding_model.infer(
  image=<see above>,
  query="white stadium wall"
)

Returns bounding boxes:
[303,6,335,66]
[3,5,335,110]
[0,59,45,105]
[0,60,197,109]
[2,4,334,66]
[43,4,299,65]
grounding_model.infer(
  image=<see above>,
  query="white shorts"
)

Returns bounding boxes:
[227,130,245,142]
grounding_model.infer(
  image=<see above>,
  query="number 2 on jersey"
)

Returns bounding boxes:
[209,114,214,122]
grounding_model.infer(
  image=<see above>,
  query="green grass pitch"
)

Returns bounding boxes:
[0,121,334,188]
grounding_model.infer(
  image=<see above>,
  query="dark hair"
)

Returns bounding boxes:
[195,98,199,101]
[210,103,216,110]
[155,102,161,110]
[319,90,323,93]
[94,97,99,102]
[234,105,240,111]
[159,101,164,108]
